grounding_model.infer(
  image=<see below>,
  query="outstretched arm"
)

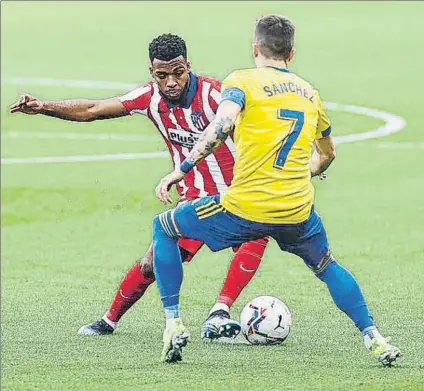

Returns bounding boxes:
[155,100,241,204]
[10,93,128,122]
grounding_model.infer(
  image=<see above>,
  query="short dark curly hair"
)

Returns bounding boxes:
[255,15,295,61]
[149,33,187,62]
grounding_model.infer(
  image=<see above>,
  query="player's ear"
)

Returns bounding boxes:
[149,66,154,77]
[186,61,191,72]
[252,43,259,58]
[287,48,296,64]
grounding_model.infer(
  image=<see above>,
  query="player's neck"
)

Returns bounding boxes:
[255,57,289,71]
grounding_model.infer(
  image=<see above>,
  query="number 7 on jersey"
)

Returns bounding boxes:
[274,109,305,169]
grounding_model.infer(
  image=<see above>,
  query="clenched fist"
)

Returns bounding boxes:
[10,94,43,115]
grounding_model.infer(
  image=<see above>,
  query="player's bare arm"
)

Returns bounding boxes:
[310,136,336,177]
[155,100,241,204]
[9,94,128,122]
[189,100,240,164]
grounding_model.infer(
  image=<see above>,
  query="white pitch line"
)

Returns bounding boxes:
[377,142,424,150]
[2,76,407,165]
[1,152,168,165]
[2,76,137,91]
[2,102,405,144]
[1,130,155,142]
[324,102,406,145]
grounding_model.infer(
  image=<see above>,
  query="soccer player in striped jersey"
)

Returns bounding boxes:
[153,17,401,365]
[10,34,269,339]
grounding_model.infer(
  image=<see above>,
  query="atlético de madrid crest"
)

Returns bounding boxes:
[191,111,206,131]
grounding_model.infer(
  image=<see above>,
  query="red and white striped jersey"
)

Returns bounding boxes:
[119,73,236,199]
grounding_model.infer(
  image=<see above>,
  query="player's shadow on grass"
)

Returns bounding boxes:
[206,335,290,348]
[359,361,413,370]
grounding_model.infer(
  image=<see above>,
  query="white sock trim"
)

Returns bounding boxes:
[165,317,181,329]
[362,326,382,338]
[209,303,230,315]
[102,314,118,329]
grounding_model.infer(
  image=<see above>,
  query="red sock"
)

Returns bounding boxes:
[104,240,202,324]
[105,261,155,323]
[218,237,269,307]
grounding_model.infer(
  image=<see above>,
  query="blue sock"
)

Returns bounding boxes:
[164,304,181,320]
[152,215,182,319]
[317,261,374,332]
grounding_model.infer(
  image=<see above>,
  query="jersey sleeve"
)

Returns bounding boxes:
[221,71,246,110]
[315,92,332,139]
[118,84,152,116]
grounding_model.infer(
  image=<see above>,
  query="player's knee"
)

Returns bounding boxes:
[312,250,336,279]
[153,212,179,239]
[140,260,154,279]
[139,247,155,279]
[179,247,195,263]
[237,237,269,259]
[255,237,270,252]
[153,215,163,236]
[153,215,170,241]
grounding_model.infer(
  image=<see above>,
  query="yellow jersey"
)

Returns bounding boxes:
[220,66,331,224]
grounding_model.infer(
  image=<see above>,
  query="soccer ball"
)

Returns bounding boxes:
[240,296,292,345]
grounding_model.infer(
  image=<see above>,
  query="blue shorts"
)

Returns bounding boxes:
[159,195,333,273]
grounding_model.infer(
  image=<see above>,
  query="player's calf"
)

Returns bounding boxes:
[153,213,188,362]
[217,238,268,307]
[201,238,268,341]
[316,258,401,366]
[78,252,156,336]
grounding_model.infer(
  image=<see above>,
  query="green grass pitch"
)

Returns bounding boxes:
[1,2,424,390]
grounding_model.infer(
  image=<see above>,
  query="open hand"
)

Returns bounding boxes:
[10,94,43,114]
[155,169,185,205]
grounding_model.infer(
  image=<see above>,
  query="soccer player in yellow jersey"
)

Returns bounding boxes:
[153,15,401,365]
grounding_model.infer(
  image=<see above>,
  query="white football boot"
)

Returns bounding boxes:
[161,318,190,363]
[364,330,402,366]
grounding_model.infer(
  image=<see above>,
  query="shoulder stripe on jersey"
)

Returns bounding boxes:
[119,85,151,116]
[119,85,151,102]
[130,109,148,116]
